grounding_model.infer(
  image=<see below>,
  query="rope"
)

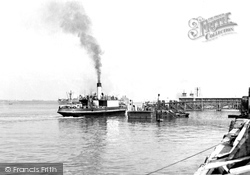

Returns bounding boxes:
[145,143,221,175]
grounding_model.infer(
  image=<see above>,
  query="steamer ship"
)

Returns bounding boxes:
[57,82,127,117]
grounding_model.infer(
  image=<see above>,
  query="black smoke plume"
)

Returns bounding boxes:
[46,1,102,83]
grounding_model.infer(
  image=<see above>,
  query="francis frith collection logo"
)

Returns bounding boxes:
[188,12,237,41]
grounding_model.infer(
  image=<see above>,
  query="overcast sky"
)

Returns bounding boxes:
[0,0,249,101]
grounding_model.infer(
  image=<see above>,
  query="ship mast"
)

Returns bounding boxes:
[67,90,73,101]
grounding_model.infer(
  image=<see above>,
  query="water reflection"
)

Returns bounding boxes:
[58,117,109,175]
[127,118,153,123]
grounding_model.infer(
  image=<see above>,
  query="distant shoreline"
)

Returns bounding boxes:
[0,100,57,104]
[0,100,57,102]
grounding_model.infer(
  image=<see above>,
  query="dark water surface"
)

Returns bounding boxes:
[0,101,239,175]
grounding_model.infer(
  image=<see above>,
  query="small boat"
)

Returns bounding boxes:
[194,88,250,175]
[194,119,250,175]
[161,110,189,118]
[172,110,189,118]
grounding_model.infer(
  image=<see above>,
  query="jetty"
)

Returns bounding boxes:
[174,97,241,111]
[127,94,189,120]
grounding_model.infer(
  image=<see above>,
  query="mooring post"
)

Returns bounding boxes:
[156,94,163,121]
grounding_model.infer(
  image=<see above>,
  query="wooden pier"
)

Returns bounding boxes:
[167,98,241,111]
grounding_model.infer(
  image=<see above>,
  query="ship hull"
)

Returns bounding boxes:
[57,107,126,117]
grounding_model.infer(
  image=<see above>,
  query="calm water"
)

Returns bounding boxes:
[0,101,240,175]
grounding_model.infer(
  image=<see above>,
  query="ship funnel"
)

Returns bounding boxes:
[97,82,102,99]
